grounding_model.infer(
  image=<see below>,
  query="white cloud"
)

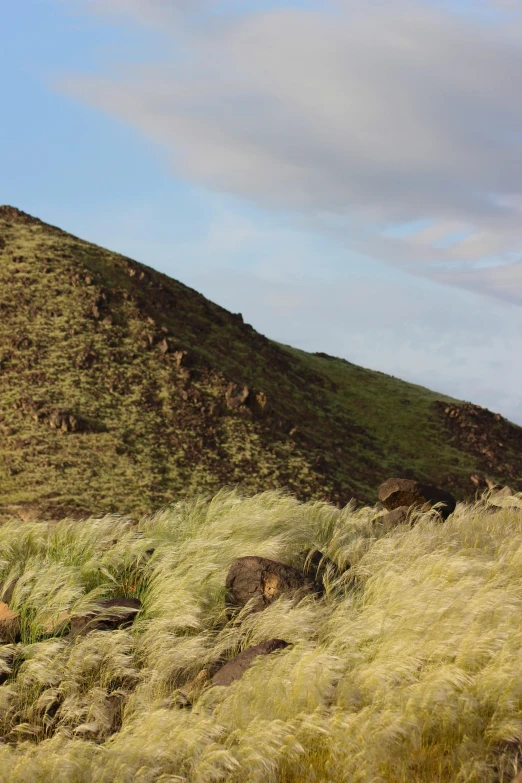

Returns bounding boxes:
[60,0,522,303]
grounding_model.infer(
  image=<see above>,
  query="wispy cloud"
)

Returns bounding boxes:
[60,0,522,303]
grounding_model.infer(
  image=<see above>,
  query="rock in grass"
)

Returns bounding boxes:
[378,478,456,520]
[211,639,290,687]
[225,556,316,612]
[68,597,141,638]
[0,602,21,643]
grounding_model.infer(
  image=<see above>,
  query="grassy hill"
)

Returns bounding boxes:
[1,489,522,782]
[1,204,521,521]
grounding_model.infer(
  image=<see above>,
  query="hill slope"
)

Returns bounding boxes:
[0,205,521,519]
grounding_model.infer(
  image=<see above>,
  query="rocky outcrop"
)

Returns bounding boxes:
[435,400,522,485]
[68,598,141,638]
[211,639,289,687]
[225,383,268,418]
[0,602,21,643]
[378,478,456,520]
[31,408,88,433]
[225,556,316,613]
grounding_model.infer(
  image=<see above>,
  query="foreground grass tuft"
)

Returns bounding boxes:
[1,488,522,782]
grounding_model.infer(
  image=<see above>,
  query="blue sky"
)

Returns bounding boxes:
[2,0,522,424]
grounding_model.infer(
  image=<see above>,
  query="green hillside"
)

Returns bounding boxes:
[1,205,521,521]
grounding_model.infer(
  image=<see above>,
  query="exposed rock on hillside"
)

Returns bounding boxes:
[378,478,456,520]
[436,401,522,487]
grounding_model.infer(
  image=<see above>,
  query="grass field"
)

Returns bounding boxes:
[1,488,522,782]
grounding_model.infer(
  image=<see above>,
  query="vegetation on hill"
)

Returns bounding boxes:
[1,488,522,782]
[1,204,521,521]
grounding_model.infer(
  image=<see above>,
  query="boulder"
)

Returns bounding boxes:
[225,556,316,612]
[68,597,141,638]
[211,639,289,687]
[378,478,456,520]
[0,602,21,643]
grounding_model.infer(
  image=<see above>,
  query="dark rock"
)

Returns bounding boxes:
[378,478,456,520]
[225,556,316,612]
[211,639,289,687]
[68,597,141,638]
[0,602,21,643]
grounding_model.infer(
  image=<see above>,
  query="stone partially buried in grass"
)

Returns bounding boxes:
[378,478,456,520]
[0,602,21,643]
[68,597,141,638]
[225,556,317,613]
[211,639,290,687]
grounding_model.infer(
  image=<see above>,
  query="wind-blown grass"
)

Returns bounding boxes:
[1,487,522,782]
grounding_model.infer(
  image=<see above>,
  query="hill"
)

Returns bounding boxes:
[1,204,521,521]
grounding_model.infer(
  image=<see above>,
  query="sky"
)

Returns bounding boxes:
[2,0,522,423]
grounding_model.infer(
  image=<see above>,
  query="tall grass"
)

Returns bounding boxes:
[1,487,522,782]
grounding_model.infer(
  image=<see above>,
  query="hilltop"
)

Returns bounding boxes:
[1,205,521,520]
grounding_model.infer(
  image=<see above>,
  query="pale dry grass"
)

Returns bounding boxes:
[0,488,521,782]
